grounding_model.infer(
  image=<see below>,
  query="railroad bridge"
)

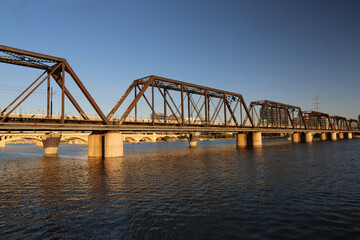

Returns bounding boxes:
[0,45,359,157]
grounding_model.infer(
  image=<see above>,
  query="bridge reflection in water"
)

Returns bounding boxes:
[0,45,359,157]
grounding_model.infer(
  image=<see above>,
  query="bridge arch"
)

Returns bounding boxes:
[63,136,88,144]
[139,137,153,142]
[0,135,43,146]
[124,137,138,143]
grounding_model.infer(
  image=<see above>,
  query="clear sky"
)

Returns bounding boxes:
[0,0,359,119]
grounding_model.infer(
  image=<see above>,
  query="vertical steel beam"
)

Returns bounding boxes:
[61,63,65,124]
[257,101,268,127]
[187,92,191,124]
[224,94,227,127]
[152,82,155,125]
[181,85,184,125]
[164,89,167,123]
[204,90,208,125]
[135,86,137,121]
[51,72,89,120]
[47,75,50,118]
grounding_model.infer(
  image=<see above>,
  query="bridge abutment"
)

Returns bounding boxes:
[42,133,61,156]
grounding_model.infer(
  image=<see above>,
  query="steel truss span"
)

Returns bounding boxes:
[0,45,359,133]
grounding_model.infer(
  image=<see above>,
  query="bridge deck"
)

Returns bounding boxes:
[1,121,358,134]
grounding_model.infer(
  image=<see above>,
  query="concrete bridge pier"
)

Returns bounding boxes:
[187,132,200,147]
[236,133,247,148]
[88,133,104,157]
[88,132,124,158]
[330,132,337,141]
[292,133,303,143]
[305,132,313,143]
[236,132,262,148]
[0,141,5,147]
[42,133,62,156]
[338,132,344,140]
[104,132,123,158]
[320,132,327,141]
[250,132,262,147]
[346,133,353,139]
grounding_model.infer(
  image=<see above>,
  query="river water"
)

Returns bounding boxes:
[1,138,359,239]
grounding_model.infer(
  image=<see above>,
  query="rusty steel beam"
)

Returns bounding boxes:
[1,46,357,132]
[247,100,306,129]
[0,63,62,122]
[109,75,254,127]
[303,111,332,130]
[0,45,109,125]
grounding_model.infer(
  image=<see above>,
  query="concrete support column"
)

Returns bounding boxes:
[250,132,262,147]
[347,133,353,139]
[187,132,200,147]
[0,141,5,147]
[236,133,247,148]
[104,132,123,158]
[88,133,104,157]
[320,132,327,141]
[42,133,61,156]
[292,133,302,143]
[339,132,344,139]
[330,132,337,141]
[305,132,313,143]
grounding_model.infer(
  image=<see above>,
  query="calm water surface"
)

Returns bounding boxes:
[1,139,360,239]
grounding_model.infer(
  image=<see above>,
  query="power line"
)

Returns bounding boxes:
[0,84,116,102]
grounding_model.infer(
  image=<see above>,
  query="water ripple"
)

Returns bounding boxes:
[1,139,360,239]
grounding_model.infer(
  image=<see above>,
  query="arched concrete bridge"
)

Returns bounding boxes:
[0,133,180,147]
[0,133,89,147]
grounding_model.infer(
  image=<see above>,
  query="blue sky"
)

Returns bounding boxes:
[0,0,359,119]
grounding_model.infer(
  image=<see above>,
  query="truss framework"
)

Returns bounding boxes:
[0,45,358,131]
[108,75,255,127]
[0,45,109,124]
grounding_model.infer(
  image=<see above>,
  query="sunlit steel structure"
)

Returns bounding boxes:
[0,45,359,133]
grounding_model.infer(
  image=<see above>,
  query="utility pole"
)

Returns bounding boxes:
[50,87,56,118]
[315,96,319,112]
